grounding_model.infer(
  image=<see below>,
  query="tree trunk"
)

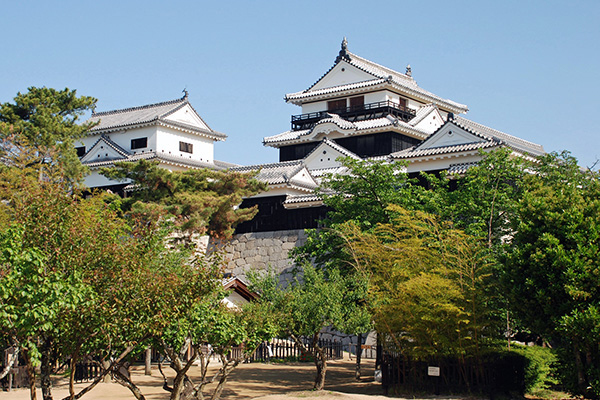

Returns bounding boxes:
[26,352,38,400]
[355,333,362,381]
[313,345,327,390]
[145,348,152,376]
[114,368,146,400]
[60,343,137,400]
[68,357,76,400]
[40,341,54,400]
[0,345,19,380]
[209,359,239,400]
[102,360,111,383]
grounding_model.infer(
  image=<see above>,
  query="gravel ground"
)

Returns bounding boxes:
[1,356,398,400]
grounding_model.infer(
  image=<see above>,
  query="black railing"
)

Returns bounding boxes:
[291,100,416,131]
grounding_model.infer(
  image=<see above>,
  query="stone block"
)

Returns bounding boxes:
[281,242,295,250]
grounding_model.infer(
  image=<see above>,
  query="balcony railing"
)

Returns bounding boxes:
[291,100,416,131]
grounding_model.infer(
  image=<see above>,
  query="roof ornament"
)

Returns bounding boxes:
[406,64,412,77]
[335,37,350,63]
[182,88,189,99]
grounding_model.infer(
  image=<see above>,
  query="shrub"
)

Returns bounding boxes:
[511,344,558,394]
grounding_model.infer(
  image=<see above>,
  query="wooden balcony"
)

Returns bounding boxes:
[291,100,416,131]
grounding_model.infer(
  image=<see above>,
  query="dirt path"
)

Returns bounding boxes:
[1,356,392,400]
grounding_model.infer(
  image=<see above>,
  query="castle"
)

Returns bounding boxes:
[78,40,544,279]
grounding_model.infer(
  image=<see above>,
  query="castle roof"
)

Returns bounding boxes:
[88,94,227,141]
[285,39,468,114]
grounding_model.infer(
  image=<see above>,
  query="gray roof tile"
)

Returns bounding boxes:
[88,95,226,140]
[286,45,468,114]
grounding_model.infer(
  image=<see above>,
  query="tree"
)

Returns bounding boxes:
[504,151,600,398]
[251,264,371,390]
[446,148,526,249]
[0,87,96,184]
[338,205,497,362]
[291,157,448,378]
[294,157,446,270]
[101,159,267,240]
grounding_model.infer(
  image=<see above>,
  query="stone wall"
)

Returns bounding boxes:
[211,229,308,281]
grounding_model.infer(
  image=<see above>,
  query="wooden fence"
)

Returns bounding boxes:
[231,338,344,362]
[0,365,28,391]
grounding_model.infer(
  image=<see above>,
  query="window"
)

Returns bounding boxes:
[179,141,193,154]
[327,99,346,112]
[131,137,147,149]
[75,146,86,157]
[349,96,364,110]
[398,97,407,109]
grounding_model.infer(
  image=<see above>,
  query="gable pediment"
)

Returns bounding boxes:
[163,103,210,130]
[417,123,487,150]
[81,136,130,164]
[303,139,359,171]
[311,61,378,91]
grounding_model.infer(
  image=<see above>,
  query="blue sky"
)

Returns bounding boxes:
[1,1,598,168]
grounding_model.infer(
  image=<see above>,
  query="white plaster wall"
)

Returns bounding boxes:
[405,153,483,174]
[78,126,158,155]
[164,104,210,130]
[412,110,444,134]
[305,145,348,170]
[156,127,214,162]
[299,90,424,115]
[248,186,306,199]
[311,62,373,90]
[83,169,129,188]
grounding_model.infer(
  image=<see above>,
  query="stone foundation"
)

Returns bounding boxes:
[211,229,308,281]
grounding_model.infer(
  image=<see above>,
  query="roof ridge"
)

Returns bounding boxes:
[454,116,543,149]
[93,96,187,117]
[232,159,304,171]
[346,51,414,83]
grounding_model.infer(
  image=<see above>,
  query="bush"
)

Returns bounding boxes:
[511,344,558,394]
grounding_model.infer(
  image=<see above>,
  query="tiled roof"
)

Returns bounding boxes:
[232,160,301,184]
[214,159,241,169]
[263,114,429,145]
[392,140,499,159]
[284,194,323,205]
[447,162,479,175]
[82,151,227,170]
[286,79,387,101]
[304,138,361,161]
[286,42,468,114]
[86,134,131,158]
[408,104,438,127]
[88,95,226,140]
[453,116,545,156]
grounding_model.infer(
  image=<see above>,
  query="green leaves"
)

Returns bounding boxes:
[101,159,267,240]
[0,87,96,184]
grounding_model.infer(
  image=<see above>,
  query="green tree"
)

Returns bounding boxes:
[251,264,371,390]
[447,148,526,248]
[101,159,267,240]
[339,205,497,362]
[0,87,96,184]
[504,151,600,398]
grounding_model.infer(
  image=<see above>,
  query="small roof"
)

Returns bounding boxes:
[392,116,545,160]
[88,94,227,141]
[453,116,545,156]
[231,160,318,191]
[264,114,429,146]
[82,151,230,170]
[285,39,468,114]
[222,276,258,302]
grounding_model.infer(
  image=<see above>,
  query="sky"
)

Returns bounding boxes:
[1,0,599,168]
